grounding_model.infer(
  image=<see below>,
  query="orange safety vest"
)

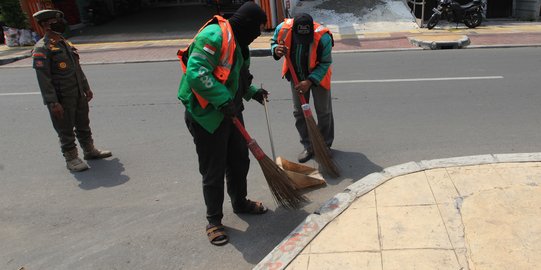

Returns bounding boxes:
[177,15,236,109]
[277,19,333,90]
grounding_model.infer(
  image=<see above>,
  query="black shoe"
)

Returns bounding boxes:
[297,149,314,163]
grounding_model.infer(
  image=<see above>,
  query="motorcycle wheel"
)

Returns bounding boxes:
[427,14,440,30]
[464,11,482,28]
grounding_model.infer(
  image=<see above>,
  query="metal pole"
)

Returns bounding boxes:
[421,0,425,27]
[413,0,416,20]
[262,84,276,161]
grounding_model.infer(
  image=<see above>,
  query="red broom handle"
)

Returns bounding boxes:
[232,117,252,141]
[284,54,313,117]
[231,116,266,160]
[284,54,300,85]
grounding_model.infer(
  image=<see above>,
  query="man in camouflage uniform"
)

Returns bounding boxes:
[32,10,111,172]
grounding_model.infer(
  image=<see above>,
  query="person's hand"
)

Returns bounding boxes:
[85,89,93,102]
[295,80,312,94]
[252,88,269,105]
[274,41,288,58]
[50,103,64,119]
[219,102,236,118]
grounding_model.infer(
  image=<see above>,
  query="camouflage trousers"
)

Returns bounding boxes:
[48,94,93,153]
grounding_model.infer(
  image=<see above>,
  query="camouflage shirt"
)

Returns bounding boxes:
[32,34,90,105]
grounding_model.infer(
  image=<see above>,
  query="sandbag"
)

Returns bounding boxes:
[3,26,20,47]
[19,29,35,46]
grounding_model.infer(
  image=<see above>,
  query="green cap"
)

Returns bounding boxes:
[32,9,64,23]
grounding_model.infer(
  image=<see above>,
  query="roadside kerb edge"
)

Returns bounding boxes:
[253,152,541,270]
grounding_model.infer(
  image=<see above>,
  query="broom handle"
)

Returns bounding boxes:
[231,116,266,160]
[263,97,277,161]
[284,54,313,117]
[231,117,253,141]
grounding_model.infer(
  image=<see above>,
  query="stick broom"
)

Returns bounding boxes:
[231,117,307,209]
[284,54,340,177]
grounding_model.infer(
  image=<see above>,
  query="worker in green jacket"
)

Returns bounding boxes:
[178,2,268,246]
[32,10,111,172]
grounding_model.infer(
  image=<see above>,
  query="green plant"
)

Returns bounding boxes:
[0,0,29,29]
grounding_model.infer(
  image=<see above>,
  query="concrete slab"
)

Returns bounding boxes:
[461,185,541,269]
[377,204,451,250]
[446,165,510,196]
[309,207,379,253]
[425,168,460,204]
[263,156,541,270]
[376,171,435,207]
[306,252,382,270]
[409,35,470,49]
[382,249,460,270]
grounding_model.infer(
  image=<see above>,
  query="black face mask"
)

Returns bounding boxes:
[50,19,67,34]
[228,2,267,47]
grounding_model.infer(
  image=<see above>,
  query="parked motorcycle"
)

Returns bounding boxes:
[427,0,484,29]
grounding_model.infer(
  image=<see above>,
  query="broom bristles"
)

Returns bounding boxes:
[305,116,340,177]
[258,155,308,209]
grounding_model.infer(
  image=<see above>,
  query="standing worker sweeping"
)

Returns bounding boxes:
[177,2,269,246]
[270,13,335,163]
[31,10,111,172]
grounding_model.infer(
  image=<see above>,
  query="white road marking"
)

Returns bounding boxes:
[333,76,504,84]
[0,92,40,96]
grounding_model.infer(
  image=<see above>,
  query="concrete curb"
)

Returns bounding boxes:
[409,35,470,50]
[253,152,541,270]
[3,43,541,69]
[0,50,32,66]
[3,43,541,68]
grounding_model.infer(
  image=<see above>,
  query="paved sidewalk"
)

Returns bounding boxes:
[2,20,541,68]
[255,153,541,270]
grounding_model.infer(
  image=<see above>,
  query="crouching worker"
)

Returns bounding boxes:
[32,10,111,172]
[177,2,269,246]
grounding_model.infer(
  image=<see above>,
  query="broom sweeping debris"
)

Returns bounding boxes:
[231,117,307,209]
[263,94,326,190]
[284,55,340,177]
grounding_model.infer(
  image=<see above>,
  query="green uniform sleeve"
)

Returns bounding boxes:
[270,23,284,60]
[308,33,333,86]
[32,46,58,105]
[185,25,232,109]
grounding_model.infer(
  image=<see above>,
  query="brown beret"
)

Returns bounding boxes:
[32,9,64,23]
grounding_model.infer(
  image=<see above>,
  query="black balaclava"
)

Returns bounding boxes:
[50,18,68,34]
[228,1,267,48]
[292,13,314,45]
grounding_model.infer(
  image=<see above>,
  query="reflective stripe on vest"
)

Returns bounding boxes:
[277,19,333,90]
[177,15,236,108]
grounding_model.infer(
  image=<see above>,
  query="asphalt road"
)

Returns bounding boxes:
[1,47,540,270]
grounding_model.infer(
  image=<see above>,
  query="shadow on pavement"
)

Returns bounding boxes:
[227,207,311,264]
[72,157,130,189]
[324,149,383,185]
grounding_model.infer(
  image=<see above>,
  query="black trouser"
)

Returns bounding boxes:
[185,112,250,225]
[48,94,93,154]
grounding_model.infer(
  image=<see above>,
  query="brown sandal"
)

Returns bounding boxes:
[233,200,268,215]
[206,224,228,246]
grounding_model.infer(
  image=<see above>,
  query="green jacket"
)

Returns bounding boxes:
[178,24,259,133]
[32,34,90,105]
